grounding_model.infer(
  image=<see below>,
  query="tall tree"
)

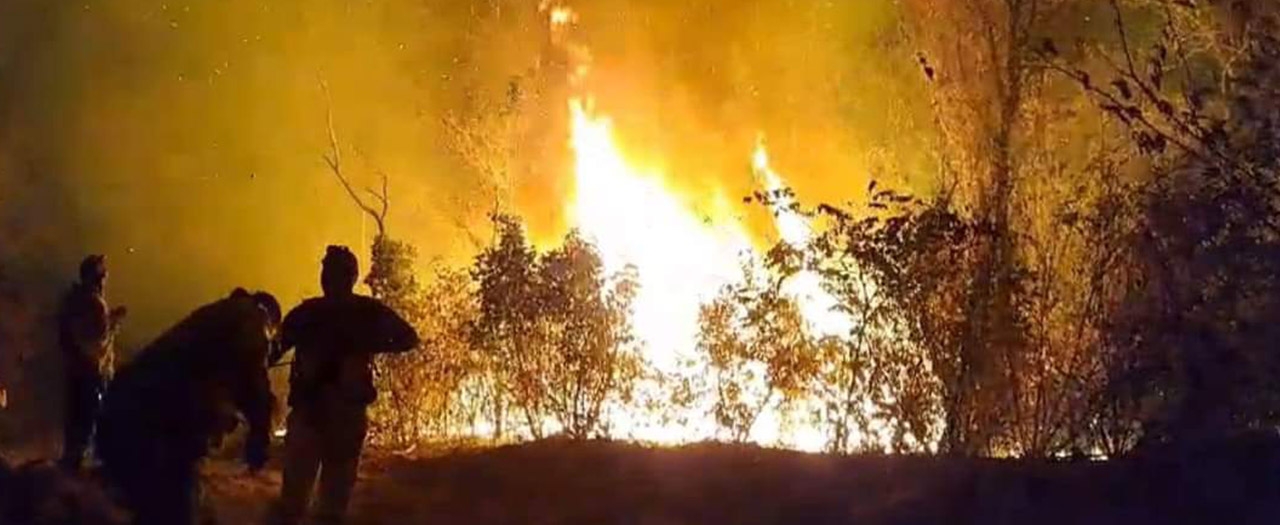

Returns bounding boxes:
[903,0,1046,454]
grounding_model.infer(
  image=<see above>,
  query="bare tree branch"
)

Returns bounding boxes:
[319,77,388,236]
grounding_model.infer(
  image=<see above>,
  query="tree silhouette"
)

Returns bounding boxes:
[1043,2,1280,446]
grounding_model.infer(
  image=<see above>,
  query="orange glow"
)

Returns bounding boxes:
[752,137,850,339]
[549,6,576,27]
[552,3,851,450]
[566,99,846,450]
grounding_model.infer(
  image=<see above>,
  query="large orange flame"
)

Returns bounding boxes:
[551,2,847,450]
[567,98,751,369]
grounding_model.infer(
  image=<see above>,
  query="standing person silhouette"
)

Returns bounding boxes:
[58,255,126,471]
[270,246,419,525]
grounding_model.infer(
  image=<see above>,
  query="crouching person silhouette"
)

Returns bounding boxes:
[95,288,280,525]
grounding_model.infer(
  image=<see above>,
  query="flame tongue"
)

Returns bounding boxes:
[753,139,850,338]
[567,98,751,368]
[553,3,847,449]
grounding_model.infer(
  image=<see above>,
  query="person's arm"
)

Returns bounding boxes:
[267,340,291,367]
[373,303,420,355]
[269,304,305,365]
[72,296,111,358]
[108,305,127,334]
[234,334,275,472]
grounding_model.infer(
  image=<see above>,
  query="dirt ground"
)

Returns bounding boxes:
[197,438,1280,525]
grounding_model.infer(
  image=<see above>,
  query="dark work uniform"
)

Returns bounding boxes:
[96,290,275,525]
[274,294,418,525]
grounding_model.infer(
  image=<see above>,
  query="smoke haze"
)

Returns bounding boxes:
[0,0,933,354]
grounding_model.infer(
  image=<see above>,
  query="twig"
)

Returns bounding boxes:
[319,77,389,236]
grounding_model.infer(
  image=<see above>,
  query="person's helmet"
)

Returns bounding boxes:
[78,255,107,284]
[321,245,359,296]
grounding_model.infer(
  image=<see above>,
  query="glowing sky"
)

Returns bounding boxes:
[0,0,933,351]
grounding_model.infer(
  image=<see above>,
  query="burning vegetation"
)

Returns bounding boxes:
[329,0,1280,459]
[1,0,1280,512]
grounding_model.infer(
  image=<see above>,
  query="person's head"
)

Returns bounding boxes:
[229,288,283,358]
[252,291,282,329]
[228,288,281,327]
[78,255,108,290]
[252,291,283,355]
[321,245,359,297]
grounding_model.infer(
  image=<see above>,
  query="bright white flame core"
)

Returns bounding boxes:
[549,6,575,26]
[568,98,752,370]
[552,3,850,451]
[566,100,849,451]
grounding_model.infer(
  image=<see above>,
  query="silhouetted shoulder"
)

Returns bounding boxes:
[281,297,328,335]
[349,294,398,317]
[284,297,328,319]
[346,295,420,354]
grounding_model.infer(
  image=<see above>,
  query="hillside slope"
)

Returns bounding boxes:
[202,439,1280,525]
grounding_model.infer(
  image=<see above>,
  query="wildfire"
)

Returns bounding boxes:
[551,2,843,450]
[751,139,850,339]
[567,98,751,370]
[566,100,856,452]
